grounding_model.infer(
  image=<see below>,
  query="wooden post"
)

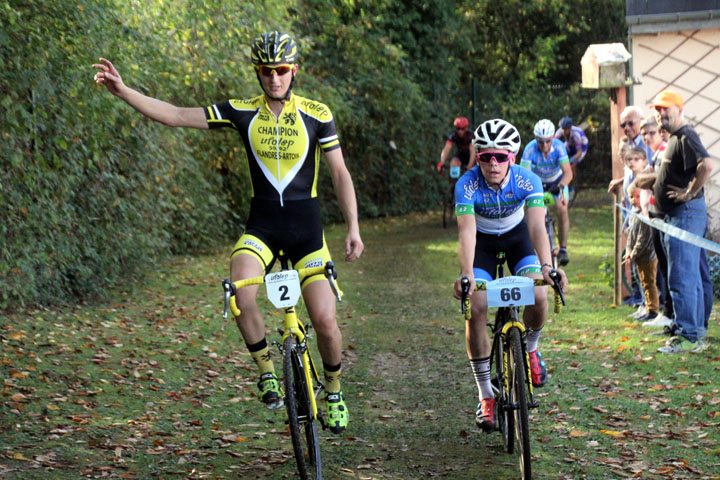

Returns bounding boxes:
[610,87,626,305]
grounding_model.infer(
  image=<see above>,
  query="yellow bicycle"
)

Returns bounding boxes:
[461,253,564,479]
[222,255,341,480]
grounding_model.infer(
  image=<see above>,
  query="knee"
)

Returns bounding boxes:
[309,309,338,336]
[533,287,548,310]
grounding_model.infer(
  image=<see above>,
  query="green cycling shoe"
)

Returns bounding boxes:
[325,391,349,434]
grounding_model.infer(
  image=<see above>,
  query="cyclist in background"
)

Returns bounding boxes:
[92,31,363,434]
[452,119,568,431]
[521,119,573,266]
[555,116,588,186]
[437,116,476,173]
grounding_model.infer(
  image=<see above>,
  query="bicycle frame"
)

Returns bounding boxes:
[222,260,342,426]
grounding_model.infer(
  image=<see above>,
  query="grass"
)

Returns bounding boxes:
[1,189,719,479]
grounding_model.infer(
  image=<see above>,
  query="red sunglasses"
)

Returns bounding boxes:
[257,64,294,77]
[476,151,515,164]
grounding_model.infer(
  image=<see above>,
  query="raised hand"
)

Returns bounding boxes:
[92,58,125,96]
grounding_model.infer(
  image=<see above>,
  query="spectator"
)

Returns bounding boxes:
[635,90,714,353]
[620,106,655,164]
[641,116,672,328]
[640,116,665,164]
[625,180,659,323]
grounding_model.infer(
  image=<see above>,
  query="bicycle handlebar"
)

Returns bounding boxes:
[460,274,565,320]
[222,261,341,319]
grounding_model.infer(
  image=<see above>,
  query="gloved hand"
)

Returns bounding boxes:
[436,161,444,173]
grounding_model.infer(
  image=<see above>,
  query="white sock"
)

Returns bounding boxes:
[526,328,542,352]
[470,357,493,400]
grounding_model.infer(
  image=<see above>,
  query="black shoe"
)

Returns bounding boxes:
[651,325,678,337]
[636,311,658,322]
[556,249,569,266]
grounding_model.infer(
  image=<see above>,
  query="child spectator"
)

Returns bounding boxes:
[623,146,658,322]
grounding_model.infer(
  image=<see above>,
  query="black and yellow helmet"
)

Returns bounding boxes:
[250,31,298,65]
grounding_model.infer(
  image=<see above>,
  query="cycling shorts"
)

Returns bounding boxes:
[231,198,332,288]
[472,219,541,282]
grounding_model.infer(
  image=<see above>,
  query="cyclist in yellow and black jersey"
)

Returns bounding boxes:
[93,31,363,434]
[205,94,340,204]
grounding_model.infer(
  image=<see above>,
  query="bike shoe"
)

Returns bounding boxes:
[325,391,349,434]
[257,373,284,409]
[528,350,548,387]
[556,249,570,266]
[475,398,496,432]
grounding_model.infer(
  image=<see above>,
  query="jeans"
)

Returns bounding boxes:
[663,198,708,342]
[700,249,713,329]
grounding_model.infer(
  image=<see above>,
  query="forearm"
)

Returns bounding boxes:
[526,207,552,265]
[330,163,360,234]
[634,172,656,189]
[560,164,573,186]
[457,217,476,276]
[440,143,452,164]
[117,85,205,128]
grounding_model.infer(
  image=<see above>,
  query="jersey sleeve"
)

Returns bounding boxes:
[204,101,237,130]
[520,170,545,209]
[317,115,340,153]
[555,140,570,165]
[454,170,477,216]
[301,100,341,153]
[520,145,533,170]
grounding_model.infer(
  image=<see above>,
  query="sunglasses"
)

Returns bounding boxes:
[257,64,293,77]
[620,119,636,128]
[536,138,552,144]
[476,151,515,164]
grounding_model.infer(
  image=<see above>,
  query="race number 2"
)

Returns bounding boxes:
[265,271,302,308]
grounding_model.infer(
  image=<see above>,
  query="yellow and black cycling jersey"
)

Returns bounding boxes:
[204,93,340,205]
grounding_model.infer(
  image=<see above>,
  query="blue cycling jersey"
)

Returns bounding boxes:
[454,165,545,235]
[520,138,569,184]
[554,126,588,158]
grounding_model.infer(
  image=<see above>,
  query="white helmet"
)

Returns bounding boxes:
[533,119,555,138]
[472,119,522,154]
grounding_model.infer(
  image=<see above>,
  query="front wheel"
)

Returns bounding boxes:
[283,336,322,480]
[493,310,514,453]
[507,327,532,479]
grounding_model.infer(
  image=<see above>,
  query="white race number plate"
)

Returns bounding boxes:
[265,271,302,308]
[485,276,535,307]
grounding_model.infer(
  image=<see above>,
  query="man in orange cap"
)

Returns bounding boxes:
[636,90,714,353]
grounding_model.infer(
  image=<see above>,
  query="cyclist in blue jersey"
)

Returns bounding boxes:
[521,119,573,266]
[452,119,568,431]
[555,117,588,165]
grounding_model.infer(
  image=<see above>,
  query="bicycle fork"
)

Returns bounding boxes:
[275,308,327,429]
[499,321,540,412]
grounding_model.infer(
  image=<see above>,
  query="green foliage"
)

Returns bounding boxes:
[2,0,627,310]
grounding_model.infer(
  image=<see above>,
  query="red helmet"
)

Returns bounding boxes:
[453,117,469,129]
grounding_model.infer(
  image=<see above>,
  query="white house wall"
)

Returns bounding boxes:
[630,28,720,238]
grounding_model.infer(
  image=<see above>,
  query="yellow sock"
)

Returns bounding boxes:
[248,339,274,375]
[324,363,342,393]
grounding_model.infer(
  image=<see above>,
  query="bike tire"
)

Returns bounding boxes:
[443,180,455,229]
[507,326,532,479]
[494,309,514,453]
[283,336,322,480]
